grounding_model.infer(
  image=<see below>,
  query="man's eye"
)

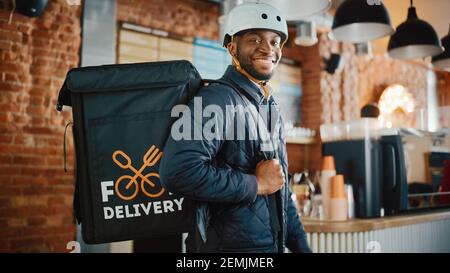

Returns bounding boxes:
[249,38,261,44]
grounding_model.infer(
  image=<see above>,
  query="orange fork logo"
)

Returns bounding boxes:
[112,145,165,201]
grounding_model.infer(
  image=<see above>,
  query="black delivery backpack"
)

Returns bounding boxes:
[56,60,208,244]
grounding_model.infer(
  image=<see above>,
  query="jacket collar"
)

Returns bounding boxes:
[221,65,268,105]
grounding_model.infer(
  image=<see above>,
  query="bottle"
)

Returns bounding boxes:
[299,171,315,216]
[330,175,347,221]
[291,172,312,216]
[310,194,324,220]
[320,156,336,219]
[345,184,355,219]
[299,170,316,197]
[312,171,321,195]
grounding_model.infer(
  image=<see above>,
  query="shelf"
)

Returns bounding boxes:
[286,137,315,144]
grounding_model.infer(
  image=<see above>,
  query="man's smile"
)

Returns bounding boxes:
[252,56,276,64]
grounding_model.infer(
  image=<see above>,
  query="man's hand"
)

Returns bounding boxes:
[255,159,285,195]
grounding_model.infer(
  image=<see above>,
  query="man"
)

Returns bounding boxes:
[159,2,311,253]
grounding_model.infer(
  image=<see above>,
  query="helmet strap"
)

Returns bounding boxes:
[229,36,271,100]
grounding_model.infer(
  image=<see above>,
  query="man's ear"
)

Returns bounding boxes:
[227,42,237,58]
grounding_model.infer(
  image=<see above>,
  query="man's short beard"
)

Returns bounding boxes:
[236,46,273,81]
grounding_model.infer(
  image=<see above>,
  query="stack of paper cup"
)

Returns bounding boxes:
[330,175,348,221]
[320,156,336,219]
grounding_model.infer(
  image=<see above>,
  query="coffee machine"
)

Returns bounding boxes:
[321,120,450,218]
[321,119,408,218]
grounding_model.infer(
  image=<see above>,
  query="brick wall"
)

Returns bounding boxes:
[283,28,322,175]
[437,71,450,106]
[0,0,220,253]
[0,0,80,252]
[436,71,450,128]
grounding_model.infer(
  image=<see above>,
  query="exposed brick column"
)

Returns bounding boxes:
[0,0,81,252]
[282,32,322,175]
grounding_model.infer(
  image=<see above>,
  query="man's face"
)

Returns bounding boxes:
[229,30,282,81]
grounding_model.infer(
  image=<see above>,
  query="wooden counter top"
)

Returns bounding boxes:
[302,209,450,233]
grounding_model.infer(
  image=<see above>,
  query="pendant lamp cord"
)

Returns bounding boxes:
[410,0,413,7]
[8,0,15,24]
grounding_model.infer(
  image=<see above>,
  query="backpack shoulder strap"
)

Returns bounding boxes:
[201,79,253,105]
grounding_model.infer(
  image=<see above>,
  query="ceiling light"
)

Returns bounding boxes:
[294,21,318,46]
[331,0,394,43]
[388,0,443,60]
[432,25,450,71]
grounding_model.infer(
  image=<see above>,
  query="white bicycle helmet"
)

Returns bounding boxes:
[223,2,288,47]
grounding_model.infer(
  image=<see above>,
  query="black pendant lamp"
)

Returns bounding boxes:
[432,25,450,71]
[16,0,48,17]
[331,0,394,43]
[388,0,443,60]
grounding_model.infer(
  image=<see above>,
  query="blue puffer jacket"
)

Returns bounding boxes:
[160,65,311,253]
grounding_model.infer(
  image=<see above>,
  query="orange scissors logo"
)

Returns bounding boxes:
[112,145,165,201]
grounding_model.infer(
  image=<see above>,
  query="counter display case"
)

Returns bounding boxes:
[302,209,450,253]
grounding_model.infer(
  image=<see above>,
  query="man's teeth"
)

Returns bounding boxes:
[255,59,274,64]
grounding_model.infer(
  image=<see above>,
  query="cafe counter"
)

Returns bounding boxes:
[301,209,450,253]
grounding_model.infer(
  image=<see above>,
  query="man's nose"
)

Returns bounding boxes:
[258,39,274,53]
